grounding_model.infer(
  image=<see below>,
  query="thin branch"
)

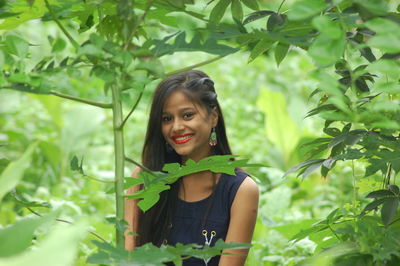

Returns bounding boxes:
[26,207,107,243]
[124,156,157,177]
[123,0,156,50]
[49,91,112,108]
[83,174,114,183]
[44,0,79,49]
[165,54,228,76]
[277,0,286,13]
[119,92,143,129]
[328,224,341,241]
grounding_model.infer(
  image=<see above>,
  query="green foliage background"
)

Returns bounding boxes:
[1,0,400,265]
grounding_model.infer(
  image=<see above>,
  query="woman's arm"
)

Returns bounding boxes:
[124,167,142,250]
[219,176,259,266]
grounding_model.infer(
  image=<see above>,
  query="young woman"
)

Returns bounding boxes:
[125,70,259,265]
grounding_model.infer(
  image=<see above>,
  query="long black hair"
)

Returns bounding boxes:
[137,70,232,246]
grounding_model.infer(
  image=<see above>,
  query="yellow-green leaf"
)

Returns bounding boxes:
[0,143,37,202]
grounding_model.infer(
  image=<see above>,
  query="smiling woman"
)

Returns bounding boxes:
[125,70,259,266]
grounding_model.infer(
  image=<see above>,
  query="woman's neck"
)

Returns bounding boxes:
[178,171,220,202]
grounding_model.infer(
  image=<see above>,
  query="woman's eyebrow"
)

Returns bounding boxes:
[163,107,196,114]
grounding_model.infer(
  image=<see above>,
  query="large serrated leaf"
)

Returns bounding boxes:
[127,155,261,211]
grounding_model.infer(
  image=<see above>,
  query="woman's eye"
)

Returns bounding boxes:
[162,116,172,122]
[183,113,194,119]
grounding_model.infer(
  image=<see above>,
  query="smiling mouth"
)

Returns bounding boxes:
[172,134,193,144]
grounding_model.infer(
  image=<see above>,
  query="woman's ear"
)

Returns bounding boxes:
[211,107,218,128]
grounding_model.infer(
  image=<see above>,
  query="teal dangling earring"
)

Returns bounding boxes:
[209,128,217,146]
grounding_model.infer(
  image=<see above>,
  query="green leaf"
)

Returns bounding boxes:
[240,0,259,10]
[10,190,52,208]
[51,37,66,53]
[248,39,273,63]
[274,42,289,66]
[283,159,324,178]
[372,82,400,94]
[388,185,400,195]
[152,32,239,57]
[367,59,400,80]
[287,0,327,21]
[381,198,399,226]
[309,33,345,66]
[291,223,328,242]
[312,15,342,39]
[0,211,59,257]
[129,155,261,211]
[364,18,400,53]
[302,160,324,179]
[353,0,388,15]
[4,35,29,58]
[210,0,231,23]
[366,190,395,198]
[243,10,274,25]
[231,0,243,23]
[0,143,37,202]
[70,155,79,171]
[360,198,386,216]
[0,220,87,266]
[257,88,300,160]
[267,13,285,32]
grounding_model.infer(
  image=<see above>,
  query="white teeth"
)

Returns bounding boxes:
[175,135,192,141]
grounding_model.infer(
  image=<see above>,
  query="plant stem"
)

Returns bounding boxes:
[26,207,107,242]
[44,0,79,49]
[49,91,112,108]
[123,0,156,50]
[165,54,228,76]
[328,224,341,241]
[125,156,157,177]
[277,0,286,13]
[111,83,126,248]
[119,92,143,129]
[83,174,114,183]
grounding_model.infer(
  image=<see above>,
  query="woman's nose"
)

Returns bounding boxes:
[172,119,184,132]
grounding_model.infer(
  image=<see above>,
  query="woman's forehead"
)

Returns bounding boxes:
[163,91,197,109]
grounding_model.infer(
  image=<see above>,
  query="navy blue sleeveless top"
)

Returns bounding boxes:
[166,169,248,265]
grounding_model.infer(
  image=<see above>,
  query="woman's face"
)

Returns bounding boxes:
[161,90,218,162]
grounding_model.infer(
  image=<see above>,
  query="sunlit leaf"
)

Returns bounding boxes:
[4,35,29,58]
[0,220,87,266]
[0,211,59,257]
[353,0,388,15]
[309,33,345,66]
[364,18,400,53]
[0,143,37,202]
[287,0,327,21]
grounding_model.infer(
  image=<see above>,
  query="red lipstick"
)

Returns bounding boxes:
[171,133,193,144]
